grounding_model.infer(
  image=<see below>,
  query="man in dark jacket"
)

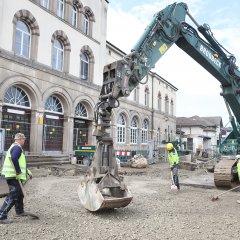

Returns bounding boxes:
[0,133,32,224]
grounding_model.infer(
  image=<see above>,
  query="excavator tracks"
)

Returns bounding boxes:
[214,158,237,188]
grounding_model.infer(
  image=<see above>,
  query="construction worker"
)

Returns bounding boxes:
[0,133,32,224]
[166,143,180,190]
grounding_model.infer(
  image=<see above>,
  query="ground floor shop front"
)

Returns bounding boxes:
[0,56,176,156]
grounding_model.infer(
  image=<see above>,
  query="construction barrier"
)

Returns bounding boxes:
[115,150,132,164]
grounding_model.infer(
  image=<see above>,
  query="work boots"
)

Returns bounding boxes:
[0,219,12,224]
[16,211,31,217]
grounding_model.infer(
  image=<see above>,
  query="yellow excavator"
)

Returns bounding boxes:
[78,2,240,211]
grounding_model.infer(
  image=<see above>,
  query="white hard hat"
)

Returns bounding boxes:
[14,133,26,140]
[236,155,240,160]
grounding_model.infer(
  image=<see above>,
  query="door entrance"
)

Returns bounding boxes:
[73,119,89,147]
[2,106,30,151]
[43,114,63,151]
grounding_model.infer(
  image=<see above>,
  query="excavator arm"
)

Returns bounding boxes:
[78,2,240,211]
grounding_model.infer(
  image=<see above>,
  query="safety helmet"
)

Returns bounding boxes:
[166,143,174,151]
[14,133,26,140]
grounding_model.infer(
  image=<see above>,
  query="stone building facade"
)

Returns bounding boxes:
[0,0,177,156]
[106,42,178,154]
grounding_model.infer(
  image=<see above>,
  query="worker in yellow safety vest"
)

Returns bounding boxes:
[166,143,180,190]
[0,133,32,224]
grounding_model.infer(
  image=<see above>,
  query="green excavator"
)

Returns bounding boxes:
[78,2,240,211]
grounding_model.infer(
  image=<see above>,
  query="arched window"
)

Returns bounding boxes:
[144,86,149,106]
[158,92,162,111]
[44,95,63,151]
[142,119,149,144]
[51,30,71,73]
[165,95,169,114]
[52,39,64,71]
[164,129,167,141]
[57,0,64,18]
[75,103,88,118]
[41,0,49,9]
[80,53,89,80]
[133,89,137,102]
[15,20,31,58]
[170,99,174,115]
[130,116,138,144]
[4,86,30,107]
[3,86,31,151]
[117,113,126,143]
[82,7,95,37]
[71,4,78,27]
[45,95,63,113]
[83,14,89,34]
[157,127,161,144]
[13,10,40,61]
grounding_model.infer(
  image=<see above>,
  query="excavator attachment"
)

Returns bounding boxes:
[214,157,238,188]
[77,129,132,212]
[78,171,132,212]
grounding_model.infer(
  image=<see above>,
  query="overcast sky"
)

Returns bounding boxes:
[106,0,240,126]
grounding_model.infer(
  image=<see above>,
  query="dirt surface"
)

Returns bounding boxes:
[0,162,240,240]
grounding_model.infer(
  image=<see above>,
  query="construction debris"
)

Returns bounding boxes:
[128,154,148,168]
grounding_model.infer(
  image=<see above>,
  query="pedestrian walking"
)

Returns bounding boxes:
[166,143,180,190]
[0,133,32,224]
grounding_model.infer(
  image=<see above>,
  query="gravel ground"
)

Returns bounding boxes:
[0,162,240,240]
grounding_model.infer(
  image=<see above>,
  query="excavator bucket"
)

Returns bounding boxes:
[78,171,132,212]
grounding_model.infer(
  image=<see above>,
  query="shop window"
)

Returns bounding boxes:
[4,86,30,107]
[75,103,88,118]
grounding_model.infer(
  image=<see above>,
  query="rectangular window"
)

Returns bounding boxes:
[130,128,137,144]
[83,16,89,34]
[144,93,149,106]
[142,129,148,144]
[15,31,22,55]
[117,126,125,143]
[57,50,63,71]
[71,7,77,27]
[158,98,161,110]
[133,89,137,101]
[41,0,49,9]
[57,0,64,18]
[52,48,63,71]
[22,34,30,58]
[81,61,88,80]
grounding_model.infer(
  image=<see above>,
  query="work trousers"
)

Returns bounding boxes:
[0,179,24,220]
[172,164,180,189]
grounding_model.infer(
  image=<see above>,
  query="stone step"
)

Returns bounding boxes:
[28,160,70,167]
[26,155,69,160]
